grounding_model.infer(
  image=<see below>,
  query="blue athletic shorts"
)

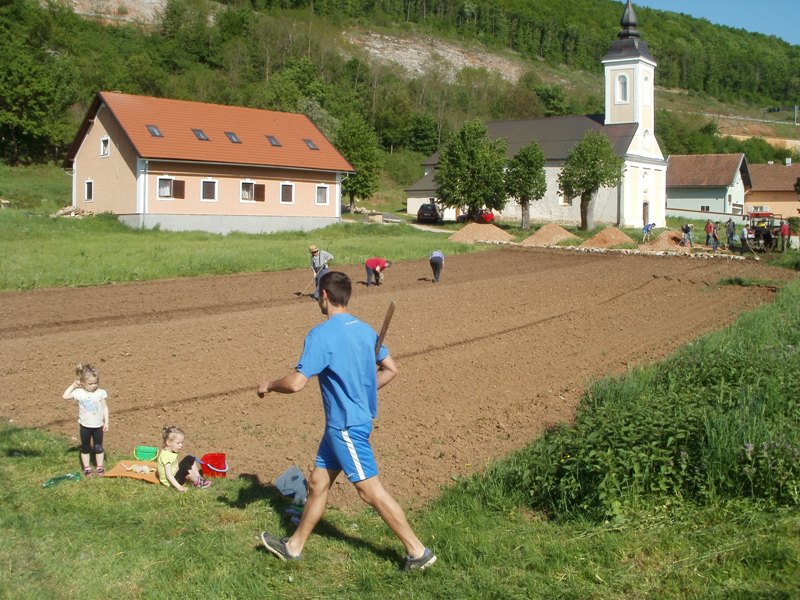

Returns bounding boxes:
[315,421,378,483]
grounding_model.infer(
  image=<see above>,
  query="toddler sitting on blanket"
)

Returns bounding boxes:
[156,425,211,492]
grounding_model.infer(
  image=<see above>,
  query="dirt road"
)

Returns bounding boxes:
[1,248,792,510]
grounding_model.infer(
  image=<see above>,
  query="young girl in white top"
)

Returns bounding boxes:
[62,363,109,477]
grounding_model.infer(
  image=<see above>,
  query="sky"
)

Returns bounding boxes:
[631,1,800,46]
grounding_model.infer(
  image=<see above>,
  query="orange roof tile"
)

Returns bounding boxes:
[65,92,354,173]
[748,162,800,191]
[666,153,746,187]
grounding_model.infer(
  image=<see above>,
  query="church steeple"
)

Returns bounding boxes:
[601,1,661,158]
[604,0,654,63]
[619,0,639,39]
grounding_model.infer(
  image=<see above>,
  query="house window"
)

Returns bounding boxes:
[303,139,319,150]
[201,180,217,202]
[158,177,185,199]
[280,183,294,204]
[616,74,629,103]
[100,137,110,157]
[241,181,265,202]
[192,128,210,141]
[84,180,93,201]
[316,185,329,206]
[225,131,241,144]
[146,124,163,137]
[559,191,573,206]
[700,206,710,212]
[266,135,281,147]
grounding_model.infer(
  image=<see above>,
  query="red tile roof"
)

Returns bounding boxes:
[748,162,800,191]
[666,153,746,187]
[65,92,354,173]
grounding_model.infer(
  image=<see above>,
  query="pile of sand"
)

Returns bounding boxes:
[521,223,580,246]
[641,230,690,253]
[449,222,515,244]
[580,227,636,248]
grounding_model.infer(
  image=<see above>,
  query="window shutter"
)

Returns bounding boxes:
[255,184,265,202]
[173,180,185,199]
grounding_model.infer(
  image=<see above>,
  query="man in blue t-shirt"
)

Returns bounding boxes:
[256,271,436,571]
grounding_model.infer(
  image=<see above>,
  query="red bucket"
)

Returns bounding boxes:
[200,453,228,478]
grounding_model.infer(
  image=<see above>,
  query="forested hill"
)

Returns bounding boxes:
[71,0,800,103]
[2,0,799,165]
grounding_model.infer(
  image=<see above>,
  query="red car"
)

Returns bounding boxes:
[476,209,495,224]
[457,209,495,224]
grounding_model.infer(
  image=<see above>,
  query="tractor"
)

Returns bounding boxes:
[747,211,782,251]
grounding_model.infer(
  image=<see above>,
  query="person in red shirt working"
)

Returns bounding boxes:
[364,257,392,287]
[780,220,790,252]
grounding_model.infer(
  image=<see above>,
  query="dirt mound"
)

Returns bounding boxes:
[581,227,636,248]
[51,206,94,218]
[449,222,514,244]
[521,223,580,246]
[641,230,689,253]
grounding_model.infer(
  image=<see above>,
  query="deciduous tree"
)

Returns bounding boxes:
[435,120,507,219]
[335,114,382,213]
[557,130,624,231]
[504,141,546,230]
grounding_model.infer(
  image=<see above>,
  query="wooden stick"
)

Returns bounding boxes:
[375,300,397,357]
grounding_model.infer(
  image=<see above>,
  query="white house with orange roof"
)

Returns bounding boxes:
[63,92,354,234]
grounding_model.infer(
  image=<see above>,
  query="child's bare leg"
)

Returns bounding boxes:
[187,462,202,484]
[80,452,91,469]
[96,452,104,469]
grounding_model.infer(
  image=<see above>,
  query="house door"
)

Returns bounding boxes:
[642,201,649,226]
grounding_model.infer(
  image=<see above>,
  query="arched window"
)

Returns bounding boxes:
[617,75,628,103]
[643,75,652,105]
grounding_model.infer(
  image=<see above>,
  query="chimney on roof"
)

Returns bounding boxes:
[786,157,792,166]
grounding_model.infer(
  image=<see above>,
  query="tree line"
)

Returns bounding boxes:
[1,0,798,176]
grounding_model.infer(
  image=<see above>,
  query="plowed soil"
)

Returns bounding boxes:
[1,248,793,510]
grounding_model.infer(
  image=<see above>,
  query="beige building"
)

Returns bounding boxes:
[63,92,354,234]
[746,160,800,218]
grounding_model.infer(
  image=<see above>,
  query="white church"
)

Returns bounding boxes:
[406,0,667,228]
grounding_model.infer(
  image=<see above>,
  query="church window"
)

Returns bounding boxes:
[617,75,629,103]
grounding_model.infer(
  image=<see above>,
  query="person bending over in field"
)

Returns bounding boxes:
[364,257,392,287]
[257,271,436,571]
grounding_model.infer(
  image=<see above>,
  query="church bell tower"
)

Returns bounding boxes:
[602,0,661,160]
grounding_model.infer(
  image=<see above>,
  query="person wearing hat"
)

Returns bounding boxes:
[364,257,392,287]
[309,245,333,300]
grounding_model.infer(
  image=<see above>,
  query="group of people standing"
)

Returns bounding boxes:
[680,218,792,253]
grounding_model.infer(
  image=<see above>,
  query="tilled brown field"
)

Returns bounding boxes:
[1,248,793,510]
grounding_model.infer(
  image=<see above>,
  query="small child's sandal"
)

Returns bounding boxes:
[96,466,105,477]
[83,467,93,478]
